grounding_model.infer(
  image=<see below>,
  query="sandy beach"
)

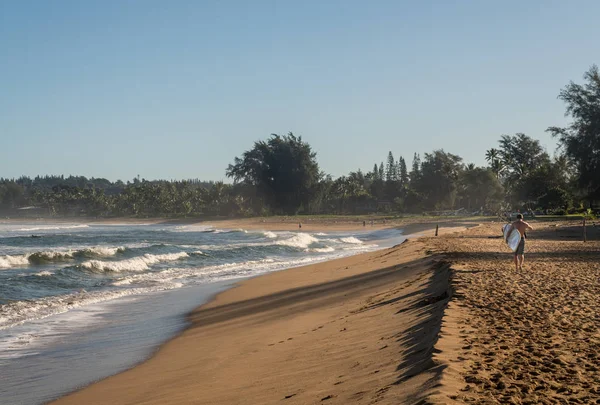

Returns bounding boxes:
[430,221,600,404]
[49,220,599,404]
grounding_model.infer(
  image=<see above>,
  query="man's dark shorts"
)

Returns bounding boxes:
[515,237,525,256]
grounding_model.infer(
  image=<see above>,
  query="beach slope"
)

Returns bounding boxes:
[51,233,455,405]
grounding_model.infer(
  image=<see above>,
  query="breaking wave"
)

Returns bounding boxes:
[81,252,189,272]
[0,255,30,269]
[0,246,125,268]
[275,233,319,249]
[340,236,363,244]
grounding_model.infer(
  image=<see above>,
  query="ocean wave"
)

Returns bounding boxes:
[340,236,363,244]
[0,255,30,269]
[0,283,183,331]
[275,233,319,249]
[27,251,74,264]
[0,246,125,268]
[34,271,54,277]
[75,246,126,257]
[171,226,248,234]
[15,224,90,232]
[263,231,278,239]
[111,258,278,287]
[81,252,189,272]
[212,228,247,234]
[0,240,378,332]
[309,246,335,253]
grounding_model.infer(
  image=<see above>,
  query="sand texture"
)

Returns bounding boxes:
[431,221,600,404]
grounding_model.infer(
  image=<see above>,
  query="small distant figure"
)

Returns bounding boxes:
[363,220,366,227]
[298,223,302,229]
[508,214,533,270]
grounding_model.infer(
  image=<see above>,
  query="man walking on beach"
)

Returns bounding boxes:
[509,214,533,270]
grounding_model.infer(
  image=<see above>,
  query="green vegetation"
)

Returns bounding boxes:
[1,66,599,218]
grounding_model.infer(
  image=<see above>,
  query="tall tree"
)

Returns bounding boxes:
[547,65,600,204]
[496,133,550,205]
[413,150,463,210]
[371,164,380,180]
[398,156,408,187]
[409,153,421,189]
[459,167,504,212]
[385,151,397,182]
[226,133,320,214]
[498,133,549,180]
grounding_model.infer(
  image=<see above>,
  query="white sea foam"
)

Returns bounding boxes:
[0,283,183,331]
[263,231,278,239]
[111,257,280,287]
[309,247,336,253]
[15,224,90,232]
[0,255,30,269]
[275,233,318,249]
[78,246,125,257]
[340,236,363,244]
[34,271,54,277]
[81,252,189,272]
[169,225,214,233]
[210,228,247,234]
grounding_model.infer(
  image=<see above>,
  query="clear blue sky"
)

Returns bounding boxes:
[1,0,598,182]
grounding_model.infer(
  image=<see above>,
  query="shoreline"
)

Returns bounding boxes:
[0,215,483,232]
[49,223,467,405]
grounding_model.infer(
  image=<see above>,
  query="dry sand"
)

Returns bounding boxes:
[49,220,600,405]
[430,221,600,404]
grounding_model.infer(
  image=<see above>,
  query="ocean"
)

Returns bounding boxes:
[0,221,406,404]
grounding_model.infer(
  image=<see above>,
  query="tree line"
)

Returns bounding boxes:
[1,65,598,218]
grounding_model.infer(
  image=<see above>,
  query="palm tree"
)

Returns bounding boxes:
[486,148,505,179]
[490,159,505,180]
[485,148,499,164]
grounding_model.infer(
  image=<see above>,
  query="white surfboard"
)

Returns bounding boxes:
[502,224,521,252]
